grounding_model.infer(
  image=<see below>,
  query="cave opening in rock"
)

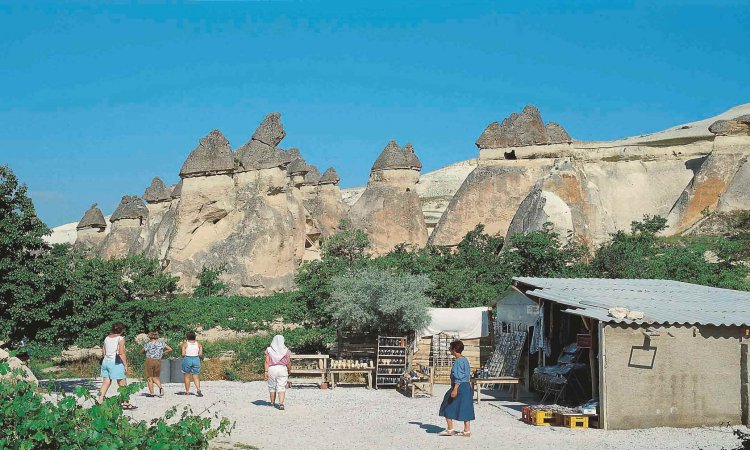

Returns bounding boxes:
[504,150,517,160]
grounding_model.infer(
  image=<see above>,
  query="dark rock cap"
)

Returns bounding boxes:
[170,180,183,199]
[476,105,572,149]
[545,122,573,143]
[287,153,311,175]
[371,140,423,172]
[77,204,107,230]
[142,177,171,203]
[251,112,286,147]
[709,115,750,136]
[302,165,321,185]
[318,167,340,185]
[235,139,292,171]
[110,195,149,222]
[180,129,235,178]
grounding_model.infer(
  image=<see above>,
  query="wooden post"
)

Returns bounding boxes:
[582,318,599,397]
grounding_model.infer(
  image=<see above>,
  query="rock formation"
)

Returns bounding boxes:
[99,195,148,258]
[475,105,573,150]
[431,104,713,247]
[65,103,749,294]
[667,115,750,233]
[349,141,428,255]
[75,204,108,249]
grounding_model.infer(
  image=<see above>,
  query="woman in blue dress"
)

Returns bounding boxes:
[438,340,475,437]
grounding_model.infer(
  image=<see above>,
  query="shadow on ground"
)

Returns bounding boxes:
[408,421,443,434]
[41,378,99,394]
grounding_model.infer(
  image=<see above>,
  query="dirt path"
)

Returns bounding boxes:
[51,379,744,449]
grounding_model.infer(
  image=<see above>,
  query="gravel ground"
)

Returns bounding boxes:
[48,379,744,450]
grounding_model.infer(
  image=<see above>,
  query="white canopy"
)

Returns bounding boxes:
[419,307,490,340]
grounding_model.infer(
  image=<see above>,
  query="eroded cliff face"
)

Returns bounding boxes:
[430,104,749,247]
[668,117,750,233]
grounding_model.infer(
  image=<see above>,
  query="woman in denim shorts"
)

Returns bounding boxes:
[180,331,203,397]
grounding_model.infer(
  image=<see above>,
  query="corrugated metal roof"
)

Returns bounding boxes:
[512,277,750,327]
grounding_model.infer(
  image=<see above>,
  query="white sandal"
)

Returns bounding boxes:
[438,429,458,436]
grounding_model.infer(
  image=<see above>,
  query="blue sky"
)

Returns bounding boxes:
[1,1,748,227]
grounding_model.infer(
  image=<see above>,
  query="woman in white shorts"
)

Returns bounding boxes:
[264,335,292,410]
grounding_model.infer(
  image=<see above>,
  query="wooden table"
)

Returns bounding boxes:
[290,354,329,386]
[327,368,374,389]
[472,376,521,403]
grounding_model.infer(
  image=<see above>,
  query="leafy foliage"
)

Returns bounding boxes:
[193,265,229,297]
[0,359,232,449]
[327,268,433,334]
[0,165,51,341]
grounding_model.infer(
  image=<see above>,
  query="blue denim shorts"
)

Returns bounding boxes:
[100,358,126,380]
[181,356,201,375]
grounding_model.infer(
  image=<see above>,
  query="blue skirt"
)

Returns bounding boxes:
[439,382,475,421]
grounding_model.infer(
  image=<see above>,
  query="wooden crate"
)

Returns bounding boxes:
[413,336,494,384]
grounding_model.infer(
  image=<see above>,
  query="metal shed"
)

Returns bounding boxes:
[507,277,750,430]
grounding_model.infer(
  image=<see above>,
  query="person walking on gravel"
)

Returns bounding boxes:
[141,331,172,398]
[438,340,474,437]
[97,322,136,410]
[180,331,203,397]
[265,334,292,410]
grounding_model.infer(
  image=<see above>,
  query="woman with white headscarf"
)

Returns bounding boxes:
[264,334,292,410]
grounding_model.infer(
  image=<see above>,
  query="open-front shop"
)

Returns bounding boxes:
[505,276,750,430]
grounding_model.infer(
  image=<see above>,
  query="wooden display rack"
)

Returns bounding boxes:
[376,335,407,388]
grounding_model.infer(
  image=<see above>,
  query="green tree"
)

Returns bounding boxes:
[327,268,433,334]
[504,223,589,278]
[193,265,228,297]
[321,219,370,261]
[0,165,51,341]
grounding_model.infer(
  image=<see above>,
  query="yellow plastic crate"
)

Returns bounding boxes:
[557,414,589,429]
[528,410,556,426]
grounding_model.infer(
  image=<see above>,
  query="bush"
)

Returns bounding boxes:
[327,268,433,334]
[0,360,233,448]
[193,265,229,297]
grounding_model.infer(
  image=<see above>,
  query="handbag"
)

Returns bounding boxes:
[114,336,124,365]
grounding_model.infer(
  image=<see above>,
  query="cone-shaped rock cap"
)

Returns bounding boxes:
[142,176,172,203]
[476,105,571,149]
[180,129,235,178]
[709,115,750,136]
[77,204,107,230]
[302,165,321,185]
[318,167,340,185]
[251,112,286,147]
[287,153,311,175]
[110,195,149,222]
[371,140,423,172]
[235,139,292,171]
[545,122,573,143]
[170,180,183,199]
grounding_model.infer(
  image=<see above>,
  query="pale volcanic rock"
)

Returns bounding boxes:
[169,112,299,295]
[428,163,550,246]
[717,156,750,212]
[508,161,613,245]
[349,141,428,255]
[306,167,348,239]
[668,133,750,233]
[99,195,148,258]
[170,180,183,199]
[179,129,234,178]
[142,177,172,204]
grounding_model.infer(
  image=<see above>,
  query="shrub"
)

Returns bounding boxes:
[327,268,433,334]
[0,360,233,448]
[193,265,229,297]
